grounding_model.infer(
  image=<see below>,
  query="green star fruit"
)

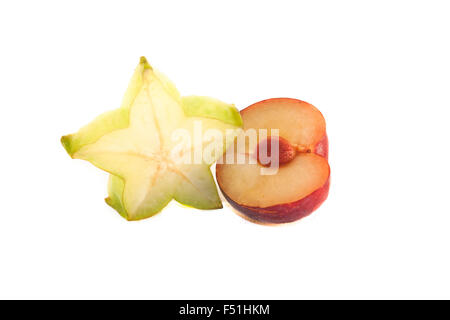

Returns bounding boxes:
[61,57,242,220]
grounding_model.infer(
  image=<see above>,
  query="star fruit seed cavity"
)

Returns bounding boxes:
[61,57,243,220]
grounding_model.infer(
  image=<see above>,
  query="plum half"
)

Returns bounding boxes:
[216,98,330,224]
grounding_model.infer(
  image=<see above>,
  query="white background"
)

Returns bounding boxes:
[1,0,449,299]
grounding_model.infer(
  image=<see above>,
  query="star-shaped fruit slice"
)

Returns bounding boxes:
[62,57,242,220]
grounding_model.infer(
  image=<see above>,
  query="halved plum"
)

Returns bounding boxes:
[216,98,330,224]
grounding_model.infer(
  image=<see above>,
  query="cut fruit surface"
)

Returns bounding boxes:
[257,136,297,166]
[62,57,242,220]
[241,98,326,150]
[217,153,329,208]
[216,98,330,224]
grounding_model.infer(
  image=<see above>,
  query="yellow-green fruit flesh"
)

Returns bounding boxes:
[62,57,242,220]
